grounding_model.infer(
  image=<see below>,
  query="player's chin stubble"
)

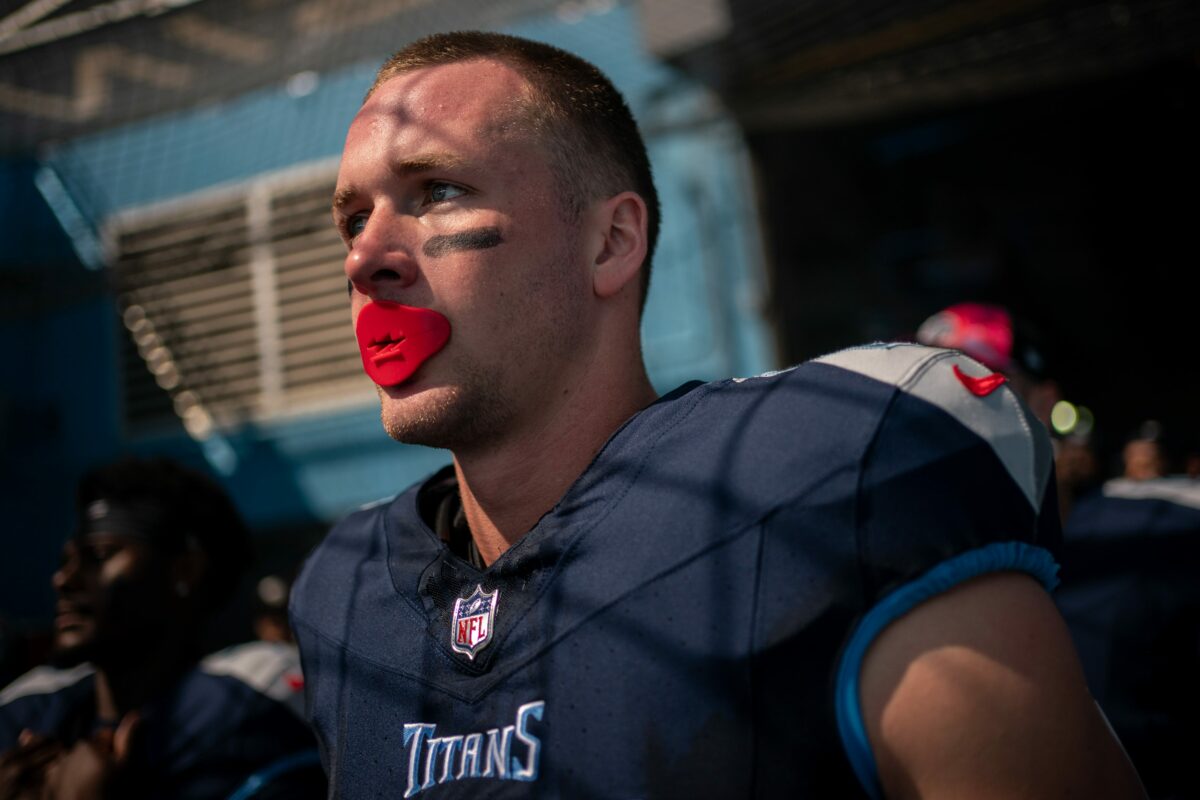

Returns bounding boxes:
[378,369,513,451]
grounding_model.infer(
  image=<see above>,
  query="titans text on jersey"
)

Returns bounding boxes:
[402,700,544,797]
[290,344,1062,798]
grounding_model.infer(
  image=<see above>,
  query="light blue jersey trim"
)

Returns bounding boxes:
[834,541,1060,800]
[225,749,322,800]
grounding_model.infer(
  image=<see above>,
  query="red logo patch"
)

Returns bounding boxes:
[953,364,1007,397]
[451,585,499,661]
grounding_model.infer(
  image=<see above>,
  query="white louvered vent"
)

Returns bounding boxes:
[270,180,369,410]
[111,161,374,435]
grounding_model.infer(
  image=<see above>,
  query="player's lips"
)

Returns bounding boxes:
[354,301,451,387]
[54,603,91,630]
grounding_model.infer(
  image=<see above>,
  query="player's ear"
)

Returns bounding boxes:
[590,191,648,300]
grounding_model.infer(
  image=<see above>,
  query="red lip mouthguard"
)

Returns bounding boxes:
[355,301,451,386]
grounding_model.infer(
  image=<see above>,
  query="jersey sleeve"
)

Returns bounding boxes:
[818,344,1062,799]
[0,665,95,750]
[151,642,324,800]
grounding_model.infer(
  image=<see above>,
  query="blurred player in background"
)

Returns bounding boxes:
[0,457,324,799]
[252,574,296,645]
[290,32,1143,798]
[1056,424,1200,799]
[1119,420,1170,481]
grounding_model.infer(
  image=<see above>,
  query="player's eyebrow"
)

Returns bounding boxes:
[332,153,469,217]
[389,153,467,178]
[332,186,357,213]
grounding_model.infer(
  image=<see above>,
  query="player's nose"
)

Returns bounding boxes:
[52,552,82,594]
[344,212,420,299]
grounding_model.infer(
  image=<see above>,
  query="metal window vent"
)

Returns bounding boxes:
[111,161,373,436]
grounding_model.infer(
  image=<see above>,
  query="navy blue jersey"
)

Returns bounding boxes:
[291,344,1061,798]
[1057,478,1200,799]
[0,641,325,799]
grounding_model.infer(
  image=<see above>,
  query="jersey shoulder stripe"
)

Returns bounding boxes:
[200,641,306,717]
[816,342,1052,511]
[0,664,93,708]
[1101,477,1200,510]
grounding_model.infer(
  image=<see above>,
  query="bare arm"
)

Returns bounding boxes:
[860,572,1145,800]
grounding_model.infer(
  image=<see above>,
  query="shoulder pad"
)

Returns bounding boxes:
[0,664,93,708]
[1102,477,1200,510]
[200,641,306,717]
[816,343,1052,510]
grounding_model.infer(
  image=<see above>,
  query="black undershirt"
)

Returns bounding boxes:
[419,468,486,570]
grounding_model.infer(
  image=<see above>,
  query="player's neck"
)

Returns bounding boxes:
[452,361,657,566]
[93,641,197,720]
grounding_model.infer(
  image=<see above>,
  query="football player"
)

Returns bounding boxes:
[1056,459,1200,798]
[0,457,324,799]
[291,32,1145,798]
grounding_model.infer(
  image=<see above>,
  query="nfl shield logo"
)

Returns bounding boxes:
[451,585,499,660]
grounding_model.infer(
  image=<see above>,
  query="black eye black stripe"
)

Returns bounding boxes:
[422,226,504,258]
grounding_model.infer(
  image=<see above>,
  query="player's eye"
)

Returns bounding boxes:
[80,543,119,563]
[346,214,368,240]
[425,182,467,204]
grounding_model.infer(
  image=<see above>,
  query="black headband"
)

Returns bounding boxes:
[79,498,193,552]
